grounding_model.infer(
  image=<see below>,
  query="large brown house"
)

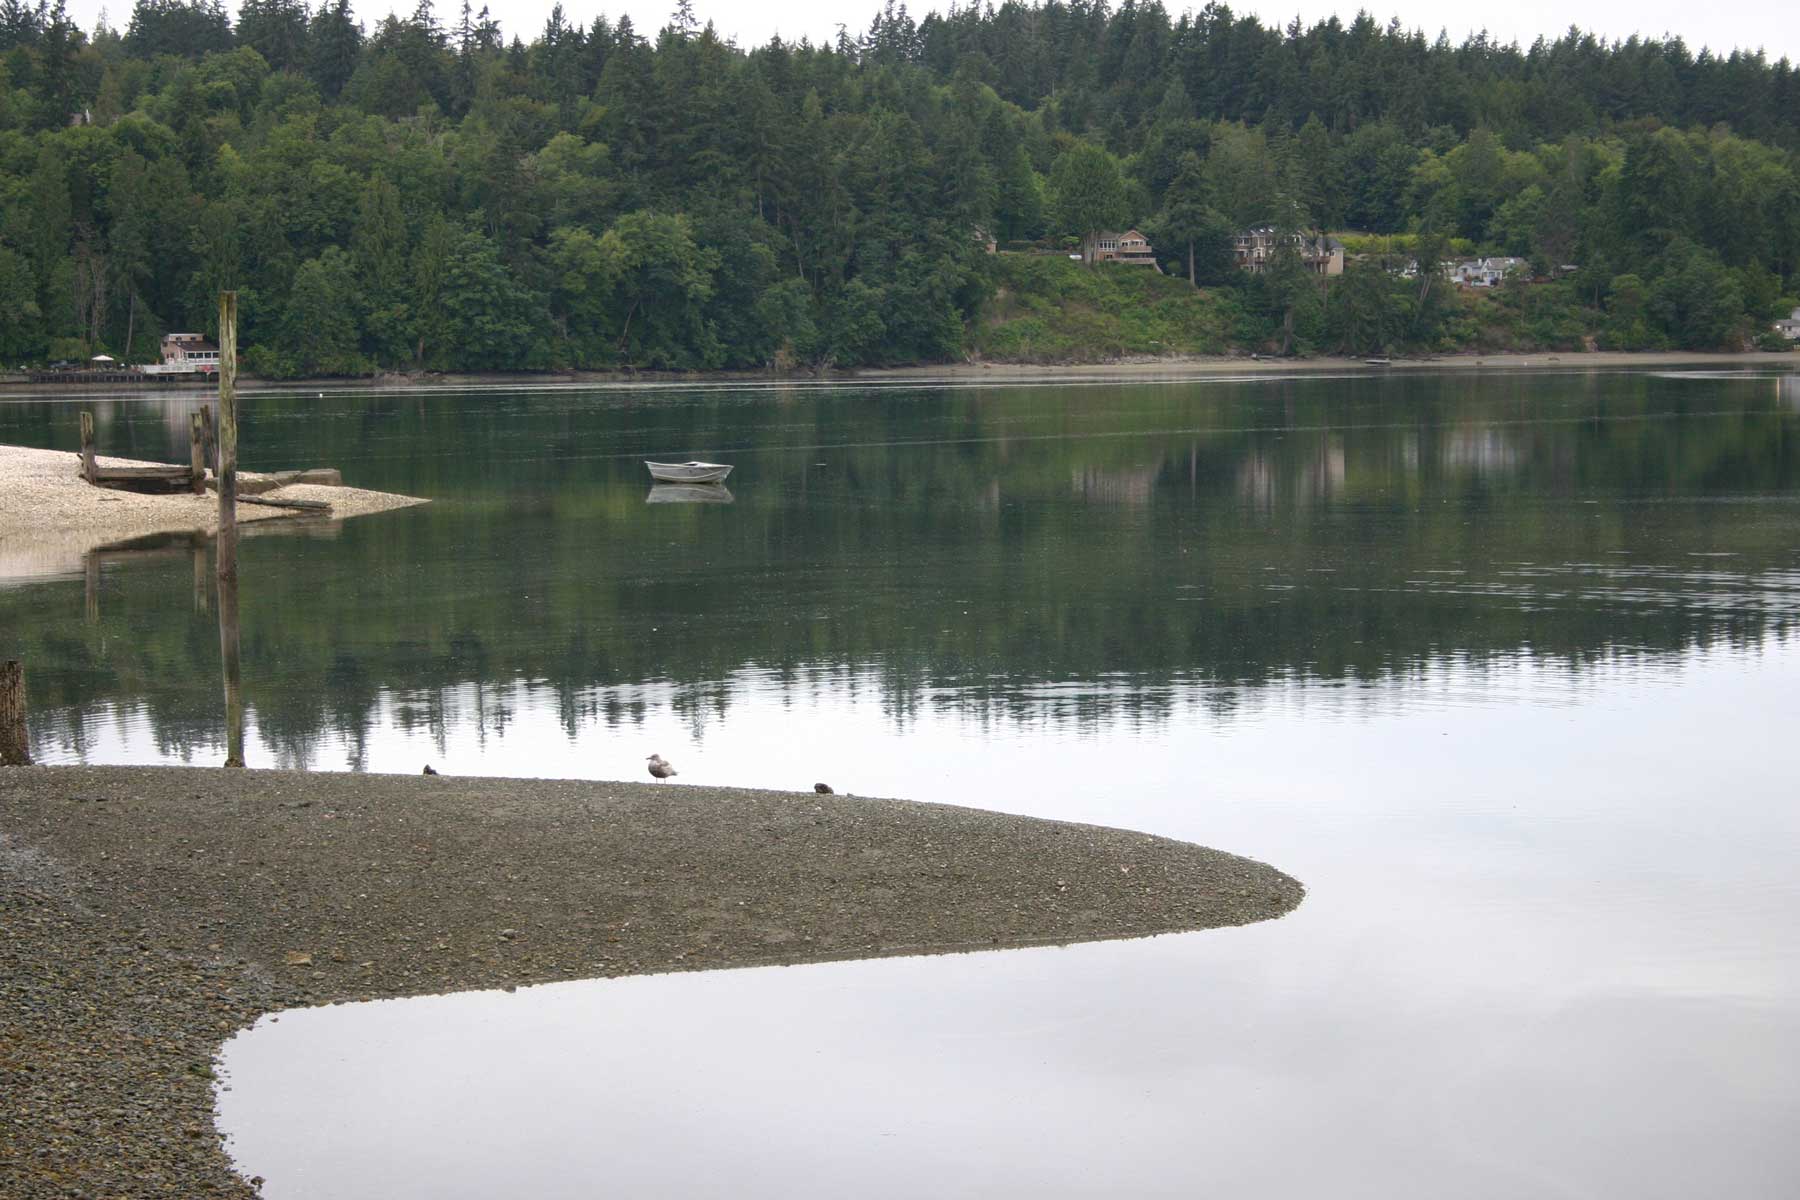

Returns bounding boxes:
[1093,230,1159,267]
[1233,225,1344,276]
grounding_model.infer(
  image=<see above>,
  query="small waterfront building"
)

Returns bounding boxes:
[1447,257,1527,288]
[1774,307,1800,341]
[1232,226,1344,276]
[1093,230,1160,267]
[160,333,221,369]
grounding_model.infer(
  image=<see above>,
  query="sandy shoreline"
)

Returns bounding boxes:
[1,349,1792,396]
[0,444,428,583]
[0,764,1302,1198]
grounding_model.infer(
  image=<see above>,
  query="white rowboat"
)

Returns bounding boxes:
[645,461,733,484]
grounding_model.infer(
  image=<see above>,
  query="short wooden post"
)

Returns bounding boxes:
[216,292,244,768]
[78,411,96,484]
[200,404,216,475]
[0,659,29,766]
[190,412,206,494]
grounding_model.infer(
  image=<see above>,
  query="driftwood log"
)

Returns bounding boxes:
[234,494,331,512]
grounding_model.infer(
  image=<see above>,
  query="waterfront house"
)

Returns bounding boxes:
[1447,257,1527,288]
[160,333,221,369]
[1093,230,1159,267]
[1774,307,1800,340]
[1233,226,1344,276]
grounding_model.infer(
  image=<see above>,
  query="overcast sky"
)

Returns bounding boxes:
[79,0,1800,62]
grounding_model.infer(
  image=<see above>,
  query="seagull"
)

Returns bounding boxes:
[814,782,833,794]
[646,754,677,782]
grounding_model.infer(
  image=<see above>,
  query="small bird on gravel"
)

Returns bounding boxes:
[646,754,677,782]
[814,782,833,794]
[422,764,438,776]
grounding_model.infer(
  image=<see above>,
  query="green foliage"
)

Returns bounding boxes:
[0,2,1794,372]
[436,230,535,369]
[281,246,366,375]
[1146,151,1231,287]
[1048,142,1125,263]
[592,210,721,370]
[1649,240,1746,350]
[972,254,1235,362]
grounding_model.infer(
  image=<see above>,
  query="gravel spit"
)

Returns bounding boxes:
[0,444,427,582]
[1,764,1302,1197]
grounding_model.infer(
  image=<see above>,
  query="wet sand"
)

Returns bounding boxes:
[0,445,427,582]
[0,765,1301,1198]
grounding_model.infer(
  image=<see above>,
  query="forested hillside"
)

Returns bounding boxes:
[2,0,1797,372]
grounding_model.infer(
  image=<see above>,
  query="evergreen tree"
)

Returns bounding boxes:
[1049,143,1125,264]
[307,0,361,100]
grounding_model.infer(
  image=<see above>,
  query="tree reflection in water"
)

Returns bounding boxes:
[2,369,1797,768]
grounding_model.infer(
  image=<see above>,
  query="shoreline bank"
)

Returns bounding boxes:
[0,445,428,583]
[1,349,1793,396]
[0,764,1303,1198]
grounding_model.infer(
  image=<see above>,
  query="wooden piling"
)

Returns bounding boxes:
[216,291,244,768]
[200,404,216,474]
[0,659,29,766]
[216,293,239,587]
[78,411,96,484]
[190,412,206,494]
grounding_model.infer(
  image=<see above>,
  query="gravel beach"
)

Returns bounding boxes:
[1,764,1303,1198]
[0,445,427,582]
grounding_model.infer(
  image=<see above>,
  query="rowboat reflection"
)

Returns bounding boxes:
[646,483,735,505]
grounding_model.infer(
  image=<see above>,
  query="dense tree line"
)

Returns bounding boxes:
[1,0,1797,372]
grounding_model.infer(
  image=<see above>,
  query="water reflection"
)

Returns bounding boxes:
[1,370,1797,769]
[646,482,735,504]
[215,636,1800,1198]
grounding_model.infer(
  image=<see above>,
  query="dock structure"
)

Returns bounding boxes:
[77,407,208,493]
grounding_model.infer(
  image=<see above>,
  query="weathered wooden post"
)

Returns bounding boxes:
[190,412,206,494]
[78,411,96,484]
[200,404,217,475]
[216,291,245,768]
[0,660,29,766]
[216,293,239,586]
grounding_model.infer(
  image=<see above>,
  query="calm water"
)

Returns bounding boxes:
[5,368,1800,1196]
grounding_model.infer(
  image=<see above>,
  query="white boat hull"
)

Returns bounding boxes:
[645,461,733,484]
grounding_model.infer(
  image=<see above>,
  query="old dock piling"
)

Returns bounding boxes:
[78,411,96,483]
[216,293,239,586]
[76,408,208,493]
[216,291,245,768]
[1,660,30,766]
[200,403,217,475]
[190,413,207,494]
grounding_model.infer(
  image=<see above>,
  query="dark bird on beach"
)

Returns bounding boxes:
[814,782,833,794]
[422,764,438,776]
[647,753,677,782]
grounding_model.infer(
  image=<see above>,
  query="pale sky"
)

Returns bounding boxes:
[79,0,1799,63]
